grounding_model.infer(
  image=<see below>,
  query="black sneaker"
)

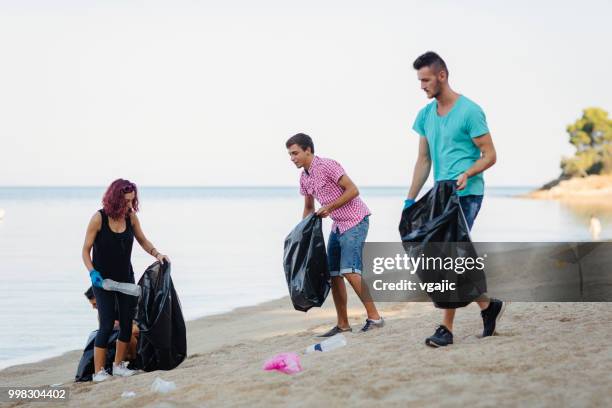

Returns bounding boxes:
[425,325,453,347]
[317,326,352,338]
[360,317,385,333]
[481,298,506,337]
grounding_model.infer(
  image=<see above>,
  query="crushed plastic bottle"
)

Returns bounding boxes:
[102,279,141,297]
[305,333,347,354]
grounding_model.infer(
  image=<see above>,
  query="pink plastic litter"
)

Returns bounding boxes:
[262,352,303,375]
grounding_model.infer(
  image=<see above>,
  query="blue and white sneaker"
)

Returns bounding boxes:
[360,317,385,332]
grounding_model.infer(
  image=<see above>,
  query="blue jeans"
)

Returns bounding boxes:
[327,216,369,277]
[459,195,483,231]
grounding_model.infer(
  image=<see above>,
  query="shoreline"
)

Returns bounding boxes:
[1,295,611,407]
[0,294,376,388]
[525,174,612,203]
[0,294,292,374]
[0,347,83,373]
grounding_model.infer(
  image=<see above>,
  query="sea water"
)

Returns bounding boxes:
[0,186,609,369]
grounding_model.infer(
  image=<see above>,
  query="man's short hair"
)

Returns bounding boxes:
[286,133,315,154]
[413,51,449,76]
[84,286,95,300]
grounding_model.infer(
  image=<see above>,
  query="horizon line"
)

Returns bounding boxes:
[0,184,537,189]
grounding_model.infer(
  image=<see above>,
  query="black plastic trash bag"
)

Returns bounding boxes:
[74,329,120,382]
[399,180,487,309]
[135,261,187,371]
[283,213,331,312]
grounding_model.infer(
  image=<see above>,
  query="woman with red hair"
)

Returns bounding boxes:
[81,178,170,382]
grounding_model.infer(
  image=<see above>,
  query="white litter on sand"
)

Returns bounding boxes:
[151,377,177,394]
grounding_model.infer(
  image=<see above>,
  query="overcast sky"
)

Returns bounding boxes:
[0,0,610,187]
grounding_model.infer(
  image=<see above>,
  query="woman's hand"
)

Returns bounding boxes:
[89,269,104,288]
[156,253,170,264]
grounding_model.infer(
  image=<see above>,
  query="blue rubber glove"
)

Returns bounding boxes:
[403,198,415,210]
[89,269,103,288]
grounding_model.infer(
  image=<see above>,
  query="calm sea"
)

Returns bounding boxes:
[0,186,610,369]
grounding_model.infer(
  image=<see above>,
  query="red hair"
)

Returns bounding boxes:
[102,179,139,219]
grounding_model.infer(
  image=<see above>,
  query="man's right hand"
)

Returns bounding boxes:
[316,205,333,218]
[403,198,415,210]
[89,269,103,288]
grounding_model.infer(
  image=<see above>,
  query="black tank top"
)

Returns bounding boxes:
[92,209,135,283]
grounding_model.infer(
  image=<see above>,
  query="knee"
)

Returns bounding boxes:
[95,322,114,347]
[118,319,133,343]
[98,318,114,335]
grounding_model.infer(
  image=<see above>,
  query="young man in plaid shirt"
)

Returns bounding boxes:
[286,133,384,336]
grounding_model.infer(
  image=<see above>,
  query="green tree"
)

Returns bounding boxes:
[561,108,612,177]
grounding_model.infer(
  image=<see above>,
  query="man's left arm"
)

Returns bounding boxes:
[316,175,359,217]
[457,133,497,190]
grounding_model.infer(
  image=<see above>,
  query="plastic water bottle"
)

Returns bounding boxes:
[305,333,347,354]
[102,279,141,297]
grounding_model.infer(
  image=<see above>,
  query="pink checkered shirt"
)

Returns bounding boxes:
[299,156,371,234]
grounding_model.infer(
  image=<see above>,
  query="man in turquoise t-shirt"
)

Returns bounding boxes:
[405,51,506,348]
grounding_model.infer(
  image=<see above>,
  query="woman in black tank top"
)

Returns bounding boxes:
[81,179,170,382]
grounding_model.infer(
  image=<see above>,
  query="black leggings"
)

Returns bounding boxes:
[92,286,136,348]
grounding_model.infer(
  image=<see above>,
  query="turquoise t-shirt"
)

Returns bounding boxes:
[412,95,489,196]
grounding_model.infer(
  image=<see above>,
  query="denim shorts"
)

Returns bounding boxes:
[459,194,483,231]
[327,216,369,277]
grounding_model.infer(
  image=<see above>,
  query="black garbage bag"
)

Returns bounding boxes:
[74,329,120,382]
[135,261,187,371]
[283,213,331,312]
[399,180,487,309]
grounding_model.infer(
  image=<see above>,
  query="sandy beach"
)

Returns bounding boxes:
[527,175,612,203]
[1,294,611,408]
